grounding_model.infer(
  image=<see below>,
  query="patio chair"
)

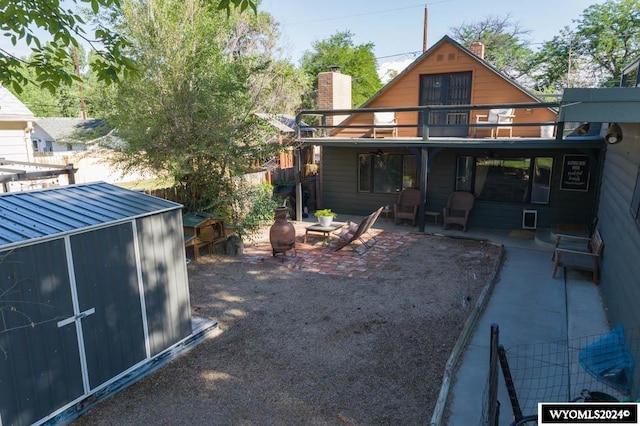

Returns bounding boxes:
[373,112,398,138]
[442,191,475,232]
[475,108,515,138]
[333,206,384,253]
[394,187,421,226]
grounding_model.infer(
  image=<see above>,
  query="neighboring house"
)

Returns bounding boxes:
[297,35,601,231]
[255,113,319,215]
[29,117,152,187]
[0,85,36,162]
[31,117,104,155]
[256,113,317,174]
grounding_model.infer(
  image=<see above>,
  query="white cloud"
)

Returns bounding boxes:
[377,58,414,83]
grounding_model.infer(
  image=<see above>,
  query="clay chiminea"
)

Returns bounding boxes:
[269,206,296,258]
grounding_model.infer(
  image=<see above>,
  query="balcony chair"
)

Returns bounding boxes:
[393,188,421,226]
[373,112,398,138]
[442,191,475,232]
[475,108,515,138]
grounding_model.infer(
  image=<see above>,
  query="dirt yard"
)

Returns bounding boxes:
[73,231,502,425]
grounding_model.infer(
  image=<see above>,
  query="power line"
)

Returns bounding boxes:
[282,1,451,26]
[376,50,422,60]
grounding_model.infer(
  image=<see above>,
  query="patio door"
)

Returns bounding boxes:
[419,72,472,137]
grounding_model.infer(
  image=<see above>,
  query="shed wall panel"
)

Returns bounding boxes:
[0,240,83,426]
[137,211,192,356]
[71,223,146,390]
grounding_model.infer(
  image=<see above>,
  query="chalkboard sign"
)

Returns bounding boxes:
[560,154,590,191]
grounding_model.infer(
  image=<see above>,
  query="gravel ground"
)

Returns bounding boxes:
[72,232,502,426]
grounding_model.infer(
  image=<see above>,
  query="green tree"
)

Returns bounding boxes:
[0,0,257,94]
[12,45,91,117]
[449,14,534,80]
[299,31,383,108]
[533,0,640,89]
[573,0,640,86]
[529,27,593,92]
[105,0,302,237]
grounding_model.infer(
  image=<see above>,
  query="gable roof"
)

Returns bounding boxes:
[35,117,107,142]
[363,35,545,108]
[0,85,35,122]
[0,182,181,248]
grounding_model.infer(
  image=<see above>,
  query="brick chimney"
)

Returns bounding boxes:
[317,70,352,127]
[469,42,485,60]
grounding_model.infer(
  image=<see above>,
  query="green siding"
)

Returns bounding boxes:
[322,145,601,229]
[596,124,640,396]
[322,148,400,215]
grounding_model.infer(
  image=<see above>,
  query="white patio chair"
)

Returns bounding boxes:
[475,108,515,138]
[373,112,398,138]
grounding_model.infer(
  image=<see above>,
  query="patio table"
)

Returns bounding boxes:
[304,221,346,245]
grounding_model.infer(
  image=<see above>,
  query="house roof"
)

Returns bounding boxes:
[255,113,315,133]
[0,182,181,249]
[255,113,294,133]
[35,117,109,142]
[278,114,315,133]
[360,35,546,109]
[0,85,35,122]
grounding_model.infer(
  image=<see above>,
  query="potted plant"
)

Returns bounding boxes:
[314,208,337,227]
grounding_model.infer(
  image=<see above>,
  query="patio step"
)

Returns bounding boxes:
[534,227,556,250]
[535,224,590,251]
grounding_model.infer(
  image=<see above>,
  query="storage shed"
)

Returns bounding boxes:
[0,182,194,426]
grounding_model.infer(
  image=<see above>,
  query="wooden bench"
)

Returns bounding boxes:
[552,229,604,283]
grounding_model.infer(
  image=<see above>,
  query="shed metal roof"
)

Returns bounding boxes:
[0,182,182,249]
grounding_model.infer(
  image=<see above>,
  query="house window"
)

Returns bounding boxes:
[66,144,73,151]
[631,167,640,226]
[44,140,53,152]
[456,156,474,192]
[456,155,553,204]
[358,153,417,194]
[32,139,39,151]
[531,157,553,204]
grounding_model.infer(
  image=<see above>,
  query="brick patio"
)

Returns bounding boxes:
[241,222,419,278]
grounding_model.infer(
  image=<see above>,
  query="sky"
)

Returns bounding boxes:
[259,0,606,80]
[0,0,605,82]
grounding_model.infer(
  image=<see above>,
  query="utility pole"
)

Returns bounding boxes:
[74,47,87,119]
[422,5,428,52]
[567,40,572,88]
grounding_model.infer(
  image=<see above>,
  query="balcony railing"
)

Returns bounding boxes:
[295,102,564,141]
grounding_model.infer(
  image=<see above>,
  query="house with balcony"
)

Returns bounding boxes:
[296,35,603,233]
[297,42,640,393]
